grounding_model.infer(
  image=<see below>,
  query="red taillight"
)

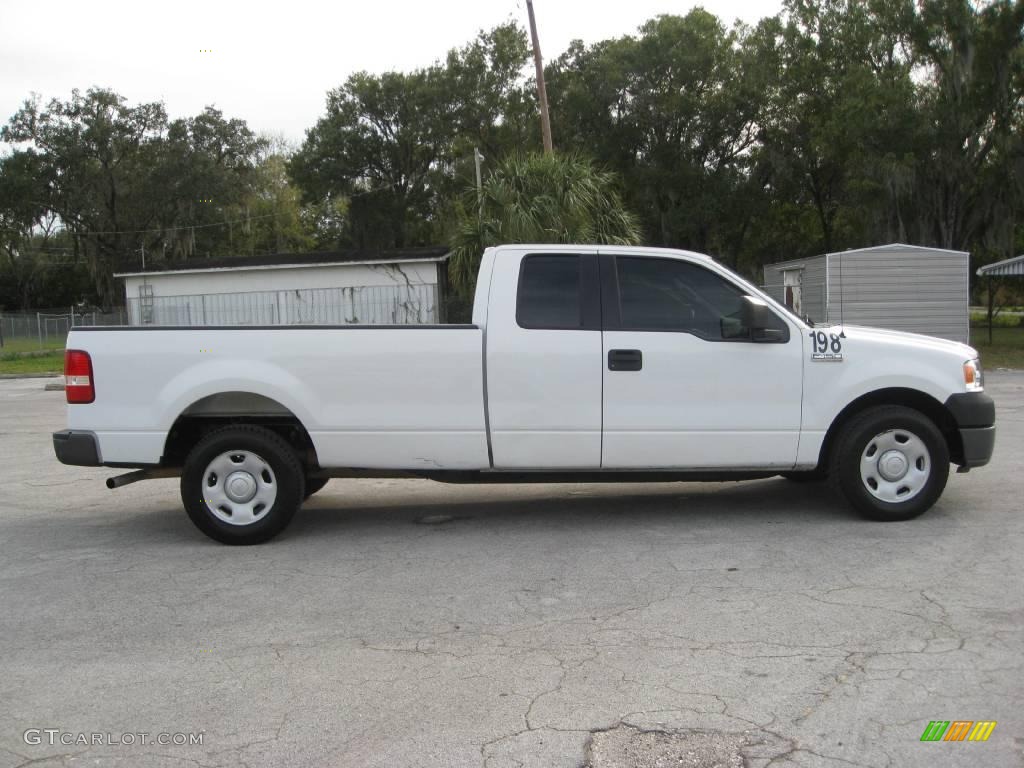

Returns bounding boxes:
[64,349,95,404]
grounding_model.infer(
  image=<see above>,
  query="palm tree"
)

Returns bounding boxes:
[447,152,642,293]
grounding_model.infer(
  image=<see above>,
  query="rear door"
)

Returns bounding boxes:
[485,249,603,468]
[601,252,803,469]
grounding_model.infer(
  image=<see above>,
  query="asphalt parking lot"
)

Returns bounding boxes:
[1,374,1021,768]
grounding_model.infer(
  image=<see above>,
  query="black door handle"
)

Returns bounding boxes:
[608,349,642,371]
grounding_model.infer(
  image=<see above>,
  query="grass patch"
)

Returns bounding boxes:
[0,337,66,354]
[0,337,67,374]
[970,311,1022,328]
[971,326,1024,370]
[0,351,64,375]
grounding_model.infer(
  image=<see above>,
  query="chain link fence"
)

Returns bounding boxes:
[0,308,127,350]
[125,283,439,326]
[2,282,441,350]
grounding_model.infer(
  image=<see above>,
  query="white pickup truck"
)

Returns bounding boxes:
[54,245,995,544]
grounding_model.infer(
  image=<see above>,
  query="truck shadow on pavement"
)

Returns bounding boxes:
[26,474,952,546]
[280,477,862,543]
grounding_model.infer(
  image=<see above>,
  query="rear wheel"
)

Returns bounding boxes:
[829,405,949,522]
[181,425,304,544]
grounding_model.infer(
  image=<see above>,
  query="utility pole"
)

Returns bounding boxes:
[474,148,485,218]
[525,0,553,154]
[139,243,149,320]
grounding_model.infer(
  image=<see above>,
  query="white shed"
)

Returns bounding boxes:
[115,247,451,326]
[763,243,970,343]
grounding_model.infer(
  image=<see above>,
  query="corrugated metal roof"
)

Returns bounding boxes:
[763,255,826,270]
[765,243,969,270]
[826,243,970,257]
[977,254,1024,277]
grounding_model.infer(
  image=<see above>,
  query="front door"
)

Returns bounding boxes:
[601,253,803,469]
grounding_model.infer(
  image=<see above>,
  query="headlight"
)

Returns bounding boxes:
[963,358,984,391]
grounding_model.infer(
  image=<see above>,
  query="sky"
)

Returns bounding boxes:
[0,0,782,147]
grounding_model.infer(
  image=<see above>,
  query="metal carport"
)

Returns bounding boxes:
[977,254,1024,344]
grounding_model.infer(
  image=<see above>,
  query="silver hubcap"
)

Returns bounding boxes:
[202,450,276,525]
[860,429,930,503]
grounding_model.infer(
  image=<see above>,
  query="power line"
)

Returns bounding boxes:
[0,178,407,238]
[13,260,81,268]
[0,212,280,237]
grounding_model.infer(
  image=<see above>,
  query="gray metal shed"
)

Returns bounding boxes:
[762,243,970,343]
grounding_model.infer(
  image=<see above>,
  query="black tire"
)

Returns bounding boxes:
[304,477,329,499]
[829,405,949,522]
[181,425,304,544]
[781,467,828,483]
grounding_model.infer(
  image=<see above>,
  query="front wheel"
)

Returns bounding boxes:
[181,425,305,544]
[304,477,329,499]
[829,405,949,522]
[781,467,828,483]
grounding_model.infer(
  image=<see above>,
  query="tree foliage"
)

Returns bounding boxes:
[1,3,1022,310]
[546,0,1023,274]
[909,0,1024,254]
[288,22,532,249]
[0,89,278,306]
[448,152,641,291]
[548,11,765,257]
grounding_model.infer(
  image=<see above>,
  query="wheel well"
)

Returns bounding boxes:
[162,392,318,469]
[818,388,963,468]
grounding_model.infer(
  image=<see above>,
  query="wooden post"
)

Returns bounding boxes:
[987,275,994,346]
[526,0,553,154]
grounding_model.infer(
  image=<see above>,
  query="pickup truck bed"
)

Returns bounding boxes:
[63,324,489,469]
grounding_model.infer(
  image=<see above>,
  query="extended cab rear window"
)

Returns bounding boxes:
[516,255,584,329]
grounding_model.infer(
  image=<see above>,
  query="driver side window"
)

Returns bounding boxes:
[615,257,772,341]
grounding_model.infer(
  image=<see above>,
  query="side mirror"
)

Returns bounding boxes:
[742,296,788,343]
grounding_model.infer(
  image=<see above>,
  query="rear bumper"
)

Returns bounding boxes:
[944,392,996,468]
[53,430,101,466]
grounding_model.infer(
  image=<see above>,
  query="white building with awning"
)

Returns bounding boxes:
[114,247,451,326]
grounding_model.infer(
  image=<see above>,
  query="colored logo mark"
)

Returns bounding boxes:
[920,721,997,742]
